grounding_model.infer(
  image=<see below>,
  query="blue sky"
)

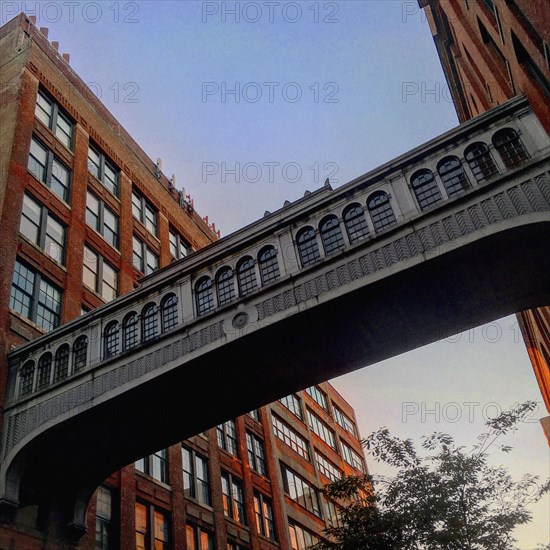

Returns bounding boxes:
[4,1,548,545]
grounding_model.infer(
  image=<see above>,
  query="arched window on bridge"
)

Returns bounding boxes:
[161,293,178,332]
[73,336,88,372]
[104,321,120,359]
[37,352,52,390]
[216,267,235,307]
[437,156,470,197]
[464,142,499,182]
[410,169,442,210]
[367,191,396,232]
[296,226,321,268]
[319,215,345,256]
[343,203,369,244]
[19,360,35,397]
[237,256,257,296]
[54,344,70,382]
[196,277,214,316]
[258,246,280,285]
[142,303,158,342]
[492,128,529,169]
[123,312,139,352]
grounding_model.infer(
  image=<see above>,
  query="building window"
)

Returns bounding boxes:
[307,409,337,450]
[186,524,213,550]
[196,276,214,315]
[217,420,238,456]
[141,303,158,342]
[289,522,320,550]
[343,203,370,243]
[341,441,366,473]
[88,145,119,196]
[246,432,267,476]
[367,191,396,232]
[95,486,114,550]
[464,142,499,182]
[54,344,70,382]
[281,465,323,518]
[319,215,345,255]
[237,256,257,296]
[132,190,158,236]
[103,321,120,359]
[296,226,320,267]
[132,235,159,276]
[254,492,275,540]
[315,451,342,482]
[305,386,329,411]
[122,312,139,351]
[492,128,530,168]
[258,246,280,285]
[86,192,119,249]
[20,194,66,264]
[10,258,62,332]
[271,414,310,461]
[28,137,71,202]
[135,449,169,484]
[182,447,211,506]
[169,229,189,260]
[333,406,358,437]
[216,267,235,306]
[279,394,303,420]
[135,502,169,550]
[35,90,73,149]
[19,361,35,396]
[437,156,471,196]
[83,246,118,302]
[410,169,442,210]
[248,409,261,422]
[73,336,88,371]
[160,293,178,332]
[36,352,52,390]
[221,472,246,524]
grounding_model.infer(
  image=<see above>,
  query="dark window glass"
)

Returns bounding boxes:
[319,215,345,255]
[196,277,214,316]
[37,352,52,390]
[437,156,471,196]
[492,128,529,168]
[216,267,235,306]
[182,447,211,506]
[54,344,70,382]
[254,492,276,540]
[221,472,246,525]
[281,466,322,518]
[73,336,88,371]
[296,227,320,267]
[217,420,238,456]
[104,321,120,359]
[367,191,396,232]
[343,203,370,243]
[246,432,267,476]
[237,256,257,296]
[89,146,119,197]
[123,312,139,351]
[142,303,158,342]
[160,294,178,332]
[258,246,280,285]
[20,361,35,396]
[410,169,442,210]
[464,142,499,182]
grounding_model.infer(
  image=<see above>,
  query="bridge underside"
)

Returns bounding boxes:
[8,217,550,531]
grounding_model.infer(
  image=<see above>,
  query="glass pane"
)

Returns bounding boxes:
[45,216,65,263]
[35,92,52,126]
[83,247,98,290]
[55,113,72,149]
[88,147,100,178]
[51,159,70,202]
[101,263,118,302]
[20,195,41,243]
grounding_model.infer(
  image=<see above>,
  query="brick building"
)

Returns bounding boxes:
[0,13,367,549]
[418,0,550,440]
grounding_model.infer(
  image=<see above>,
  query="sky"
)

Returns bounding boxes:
[3,1,548,546]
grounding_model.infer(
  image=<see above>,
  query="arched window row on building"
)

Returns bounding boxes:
[195,246,281,316]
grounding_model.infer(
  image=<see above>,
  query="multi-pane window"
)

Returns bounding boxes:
[54,344,70,382]
[160,294,178,332]
[196,276,214,315]
[492,128,529,168]
[315,451,342,482]
[237,256,257,296]
[35,90,73,149]
[296,226,320,267]
[367,191,396,232]
[248,409,261,422]
[246,432,267,476]
[437,156,470,196]
[305,386,329,411]
[464,142,499,182]
[186,524,213,550]
[135,503,169,550]
[10,258,62,332]
[307,409,337,450]
[182,447,211,506]
[343,203,370,243]
[122,312,139,351]
[410,169,442,210]
[19,361,35,396]
[28,137,71,202]
[258,246,280,285]
[86,192,119,248]
[142,303,158,342]
[216,267,235,306]
[132,191,158,235]
[221,472,246,524]
[169,229,189,260]
[132,236,159,276]
[341,441,366,473]
[319,215,345,255]
[281,465,323,518]
[73,336,88,371]
[333,406,358,437]
[326,499,342,528]
[289,522,320,550]
[95,486,114,550]
[217,420,238,456]
[103,321,119,359]
[253,492,275,540]
[83,246,118,302]
[279,394,303,420]
[37,353,52,390]
[88,146,119,196]
[20,194,66,264]
[271,414,310,461]
[135,449,169,484]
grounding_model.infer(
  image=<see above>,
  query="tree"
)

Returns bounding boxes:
[312,401,549,550]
